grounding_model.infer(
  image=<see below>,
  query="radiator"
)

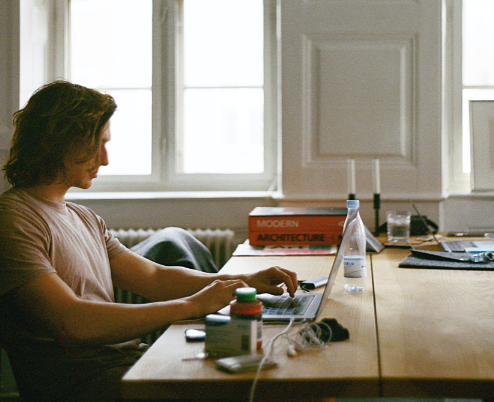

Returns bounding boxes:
[110,227,235,344]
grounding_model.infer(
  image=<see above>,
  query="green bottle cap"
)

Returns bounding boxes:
[236,287,257,302]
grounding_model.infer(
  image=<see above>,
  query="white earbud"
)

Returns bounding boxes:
[287,344,297,357]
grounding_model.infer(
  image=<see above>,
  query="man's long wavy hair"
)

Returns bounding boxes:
[3,81,117,188]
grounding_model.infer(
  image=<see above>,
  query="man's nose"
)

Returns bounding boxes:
[100,146,109,166]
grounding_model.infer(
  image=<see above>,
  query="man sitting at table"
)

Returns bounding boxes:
[0,81,298,402]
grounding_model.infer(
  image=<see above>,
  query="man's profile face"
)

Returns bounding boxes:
[62,123,112,190]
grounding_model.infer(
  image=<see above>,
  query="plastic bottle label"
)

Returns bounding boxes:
[344,256,366,278]
[230,300,263,349]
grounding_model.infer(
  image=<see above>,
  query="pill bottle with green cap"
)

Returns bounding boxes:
[230,287,263,349]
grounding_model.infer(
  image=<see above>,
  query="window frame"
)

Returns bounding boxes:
[444,0,469,193]
[49,0,279,194]
[446,0,494,194]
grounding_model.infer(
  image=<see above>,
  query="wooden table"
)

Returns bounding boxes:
[373,247,494,399]
[122,255,378,401]
[122,246,494,400]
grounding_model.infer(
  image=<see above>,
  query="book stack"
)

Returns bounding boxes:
[248,207,347,246]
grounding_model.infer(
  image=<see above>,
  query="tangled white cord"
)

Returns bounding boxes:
[248,319,332,402]
[289,320,333,352]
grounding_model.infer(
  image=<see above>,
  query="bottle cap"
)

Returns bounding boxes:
[347,200,359,208]
[235,287,257,302]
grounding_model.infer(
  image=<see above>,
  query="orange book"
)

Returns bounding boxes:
[248,207,347,246]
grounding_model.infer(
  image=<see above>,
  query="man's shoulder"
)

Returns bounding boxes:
[65,201,106,227]
[0,186,21,201]
[0,187,32,211]
[66,200,97,217]
[0,188,49,232]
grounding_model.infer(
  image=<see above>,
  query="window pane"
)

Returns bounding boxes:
[182,88,264,173]
[70,0,152,176]
[183,0,263,87]
[463,0,494,86]
[99,89,152,175]
[70,0,152,88]
[181,0,265,174]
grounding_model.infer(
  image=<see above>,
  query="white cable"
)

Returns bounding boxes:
[249,318,296,402]
[299,321,333,348]
[284,320,332,353]
[248,319,332,402]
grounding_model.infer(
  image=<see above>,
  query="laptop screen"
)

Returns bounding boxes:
[318,212,354,302]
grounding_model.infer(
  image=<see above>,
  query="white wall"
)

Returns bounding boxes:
[2,0,494,239]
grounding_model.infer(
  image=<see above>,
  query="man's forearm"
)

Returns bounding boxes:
[60,297,198,346]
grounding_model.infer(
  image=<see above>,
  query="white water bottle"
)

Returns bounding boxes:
[343,200,367,292]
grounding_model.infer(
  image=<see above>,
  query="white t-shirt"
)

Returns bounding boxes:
[0,187,140,400]
[0,187,128,347]
[0,187,127,296]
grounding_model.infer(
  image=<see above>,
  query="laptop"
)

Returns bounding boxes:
[254,215,354,323]
[410,202,494,253]
[440,239,494,253]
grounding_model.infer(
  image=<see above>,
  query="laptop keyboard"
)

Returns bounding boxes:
[262,294,314,316]
[441,241,476,252]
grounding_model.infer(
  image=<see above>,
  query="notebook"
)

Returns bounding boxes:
[254,212,355,323]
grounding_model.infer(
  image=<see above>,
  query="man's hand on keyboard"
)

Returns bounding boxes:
[240,266,298,297]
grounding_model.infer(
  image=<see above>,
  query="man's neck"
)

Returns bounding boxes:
[30,184,68,204]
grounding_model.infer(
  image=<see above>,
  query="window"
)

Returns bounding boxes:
[449,0,494,192]
[462,0,494,174]
[21,0,278,192]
